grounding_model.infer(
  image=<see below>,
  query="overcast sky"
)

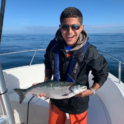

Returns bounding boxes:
[2,0,124,34]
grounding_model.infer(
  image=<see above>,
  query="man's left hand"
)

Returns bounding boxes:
[74,89,93,97]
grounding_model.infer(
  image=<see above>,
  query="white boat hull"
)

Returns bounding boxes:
[3,64,124,124]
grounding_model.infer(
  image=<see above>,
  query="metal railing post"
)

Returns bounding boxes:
[30,51,36,65]
[0,63,15,124]
[119,61,121,83]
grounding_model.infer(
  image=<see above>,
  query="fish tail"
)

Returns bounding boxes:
[14,89,26,104]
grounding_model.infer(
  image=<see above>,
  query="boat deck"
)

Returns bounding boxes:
[88,95,111,124]
[3,64,124,124]
[9,92,112,124]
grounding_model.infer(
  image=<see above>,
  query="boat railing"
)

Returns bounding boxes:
[99,51,124,84]
[0,49,124,84]
[0,49,46,65]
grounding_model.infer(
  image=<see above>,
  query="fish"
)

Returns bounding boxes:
[14,80,87,104]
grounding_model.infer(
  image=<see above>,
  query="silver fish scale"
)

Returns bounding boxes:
[25,81,77,99]
[15,80,87,103]
[54,86,70,94]
[29,84,72,99]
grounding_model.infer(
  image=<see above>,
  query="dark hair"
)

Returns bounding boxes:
[60,7,83,24]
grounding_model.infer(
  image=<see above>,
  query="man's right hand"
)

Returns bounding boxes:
[32,83,46,97]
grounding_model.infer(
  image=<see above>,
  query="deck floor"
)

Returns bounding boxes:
[10,93,112,124]
[87,95,112,124]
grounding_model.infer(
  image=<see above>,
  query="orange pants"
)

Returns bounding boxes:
[48,101,87,124]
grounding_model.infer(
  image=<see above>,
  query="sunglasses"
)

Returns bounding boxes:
[61,24,81,30]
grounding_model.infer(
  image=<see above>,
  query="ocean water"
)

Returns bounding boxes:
[0,33,124,82]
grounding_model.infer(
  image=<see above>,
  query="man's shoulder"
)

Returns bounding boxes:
[49,38,57,44]
[85,43,100,59]
[87,42,97,49]
[46,38,58,51]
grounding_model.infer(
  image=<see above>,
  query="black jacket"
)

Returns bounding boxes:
[44,37,109,114]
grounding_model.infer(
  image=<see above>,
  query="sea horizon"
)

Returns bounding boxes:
[0,33,124,82]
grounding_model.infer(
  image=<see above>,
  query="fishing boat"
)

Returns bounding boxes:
[0,1,124,124]
[0,48,123,124]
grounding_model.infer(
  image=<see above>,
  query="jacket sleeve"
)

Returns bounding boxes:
[44,41,52,70]
[88,54,109,87]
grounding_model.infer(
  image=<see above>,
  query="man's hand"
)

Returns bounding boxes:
[32,83,46,97]
[74,83,100,97]
[74,89,93,97]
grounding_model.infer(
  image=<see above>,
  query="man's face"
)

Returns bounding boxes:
[59,17,84,46]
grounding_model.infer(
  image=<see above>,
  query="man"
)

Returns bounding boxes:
[42,7,108,124]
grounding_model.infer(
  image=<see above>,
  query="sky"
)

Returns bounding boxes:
[2,0,124,34]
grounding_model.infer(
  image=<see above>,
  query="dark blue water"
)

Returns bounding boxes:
[0,33,124,82]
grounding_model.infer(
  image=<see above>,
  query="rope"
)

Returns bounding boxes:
[26,95,35,124]
[0,88,8,95]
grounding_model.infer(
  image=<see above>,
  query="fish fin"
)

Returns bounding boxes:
[44,97,50,100]
[62,92,75,98]
[62,93,70,96]
[14,89,26,104]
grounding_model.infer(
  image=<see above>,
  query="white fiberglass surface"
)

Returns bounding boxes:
[89,73,124,124]
[9,92,112,124]
[3,64,124,124]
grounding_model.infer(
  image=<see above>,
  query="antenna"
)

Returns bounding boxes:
[0,0,6,44]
